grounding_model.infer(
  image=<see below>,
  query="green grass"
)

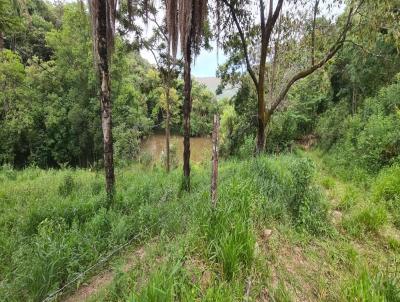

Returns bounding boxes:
[1,152,399,301]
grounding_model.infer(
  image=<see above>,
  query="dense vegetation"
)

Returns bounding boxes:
[0,2,216,169]
[1,0,400,301]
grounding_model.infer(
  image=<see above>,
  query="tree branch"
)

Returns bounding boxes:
[270,4,356,113]
[221,0,259,89]
[263,0,283,56]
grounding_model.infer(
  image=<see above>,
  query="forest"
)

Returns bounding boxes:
[0,0,400,301]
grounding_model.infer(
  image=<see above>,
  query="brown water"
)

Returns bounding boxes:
[141,134,212,163]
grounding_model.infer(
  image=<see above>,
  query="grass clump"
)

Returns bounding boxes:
[372,165,400,228]
[337,186,362,211]
[344,267,400,301]
[342,202,388,236]
[196,175,257,281]
[251,155,331,235]
[58,174,76,197]
[133,261,195,302]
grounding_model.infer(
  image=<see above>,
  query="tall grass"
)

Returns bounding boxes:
[0,154,331,301]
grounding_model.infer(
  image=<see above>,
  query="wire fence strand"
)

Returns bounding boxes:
[41,188,195,302]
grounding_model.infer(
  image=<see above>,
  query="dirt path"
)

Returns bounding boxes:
[63,245,147,302]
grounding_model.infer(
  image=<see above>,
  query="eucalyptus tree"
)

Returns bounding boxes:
[88,0,118,197]
[217,0,364,153]
[89,0,152,197]
[166,0,208,190]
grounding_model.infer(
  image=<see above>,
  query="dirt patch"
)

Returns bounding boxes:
[63,246,146,302]
[184,257,213,291]
[64,270,114,302]
[331,210,343,225]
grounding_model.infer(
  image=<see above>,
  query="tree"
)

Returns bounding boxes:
[166,0,208,190]
[89,0,117,198]
[0,0,23,50]
[217,0,363,153]
[143,6,180,173]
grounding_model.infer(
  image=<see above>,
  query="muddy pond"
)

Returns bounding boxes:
[141,134,212,163]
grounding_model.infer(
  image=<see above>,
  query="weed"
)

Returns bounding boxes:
[58,174,76,197]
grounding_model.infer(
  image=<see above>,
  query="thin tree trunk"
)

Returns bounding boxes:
[165,85,171,172]
[256,87,266,154]
[0,32,4,50]
[96,0,115,199]
[211,114,220,207]
[182,42,192,190]
[311,0,319,66]
[256,1,267,155]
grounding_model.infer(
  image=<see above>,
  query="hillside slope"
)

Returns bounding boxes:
[0,153,399,301]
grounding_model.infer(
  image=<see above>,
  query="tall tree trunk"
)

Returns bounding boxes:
[96,0,115,199]
[182,38,192,191]
[256,3,267,155]
[256,83,266,154]
[165,85,171,173]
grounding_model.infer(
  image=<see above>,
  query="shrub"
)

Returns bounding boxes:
[317,77,400,176]
[114,125,141,164]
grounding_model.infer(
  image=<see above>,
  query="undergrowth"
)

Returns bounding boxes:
[1,152,399,301]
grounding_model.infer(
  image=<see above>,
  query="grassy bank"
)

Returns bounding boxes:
[0,152,399,301]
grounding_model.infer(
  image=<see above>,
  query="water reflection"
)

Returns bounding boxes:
[141,134,212,163]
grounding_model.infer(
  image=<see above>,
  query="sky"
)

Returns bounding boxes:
[192,47,228,77]
[141,42,227,78]
[139,1,344,78]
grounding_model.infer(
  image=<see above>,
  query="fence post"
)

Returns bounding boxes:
[211,114,220,207]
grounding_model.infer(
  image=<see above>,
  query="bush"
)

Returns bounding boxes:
[114,125,141,165]
[317,77,400,176]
